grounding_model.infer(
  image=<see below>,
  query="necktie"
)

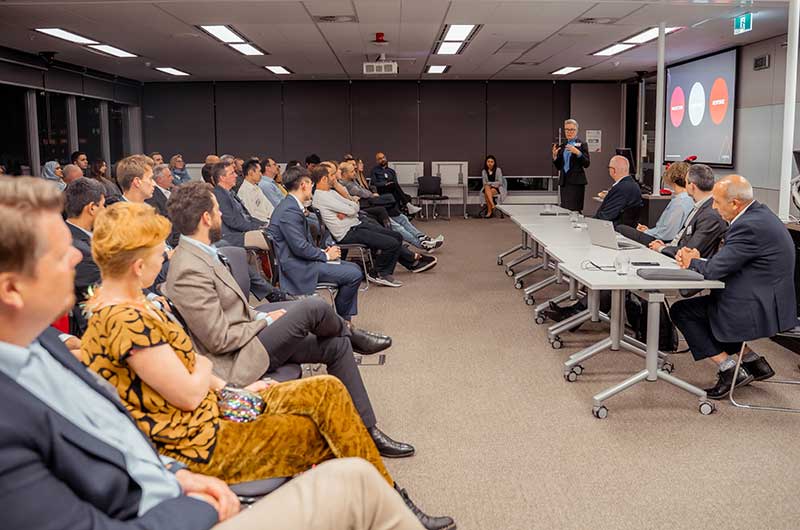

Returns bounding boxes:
[670,204,700,246]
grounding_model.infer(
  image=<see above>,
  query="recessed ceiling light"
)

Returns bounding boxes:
[624,27,681,45]
[199,25,245,43]
[265,66,291,75]
[443,24,475,42]
[593,43,636,57]
[551,66,582,75]
[435,41,463,55]
[156,67,190,76]
[88,44,137,58]
[229,43,264,56]
[35,28,98,45]
[427,65,448,74]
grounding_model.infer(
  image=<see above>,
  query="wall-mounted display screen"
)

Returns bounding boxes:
[665,49,737,166]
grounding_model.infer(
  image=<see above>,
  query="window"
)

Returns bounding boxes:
[37,91,70,166]
[0,85,29,175]
[108,102,126,170]
[76,96,102,162]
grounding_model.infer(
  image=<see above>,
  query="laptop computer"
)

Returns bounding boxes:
[587,219,639,250]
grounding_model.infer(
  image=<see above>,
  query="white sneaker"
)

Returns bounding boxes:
[407,204,422,214]
[433,234,444,243]
[421,238,442,251]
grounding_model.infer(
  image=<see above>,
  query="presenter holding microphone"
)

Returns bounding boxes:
[552,118,590,212]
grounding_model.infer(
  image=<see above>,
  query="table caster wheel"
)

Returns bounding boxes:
[514,281,523,289]
[550,337,563,349]
[535,315,546,325]
[564,370,578,382]
[699,401,715,415]
[497,258,503,266]
[661,361,674,374]
[525,297,535,306]
[505,268,514,277]
[572,364,584,375]
[592,406,609,419]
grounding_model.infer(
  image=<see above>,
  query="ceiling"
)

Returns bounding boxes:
[0,0,792,82]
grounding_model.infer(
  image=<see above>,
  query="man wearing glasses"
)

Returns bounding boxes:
[552,118,591,212]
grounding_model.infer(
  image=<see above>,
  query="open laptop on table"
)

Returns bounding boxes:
[587,219,639,250]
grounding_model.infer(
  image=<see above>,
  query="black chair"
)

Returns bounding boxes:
[229,477,290,505]
[416,176,450,221]
[308,206,372,292]
[618,204,643,228]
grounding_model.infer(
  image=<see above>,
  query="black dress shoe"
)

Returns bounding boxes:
[395,486,456,530]
[705,366,754,400]
[743,356,775,381]
[368,426,415,458]
[349,328,392,355]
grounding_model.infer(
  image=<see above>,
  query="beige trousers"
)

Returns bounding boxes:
[214,458,424,530]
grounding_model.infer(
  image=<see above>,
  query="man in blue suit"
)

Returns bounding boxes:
[594,155,642,227]
[672,175,797,399]
[268,166,364,320]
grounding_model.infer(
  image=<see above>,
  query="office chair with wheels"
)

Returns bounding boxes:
[416,176,450,221]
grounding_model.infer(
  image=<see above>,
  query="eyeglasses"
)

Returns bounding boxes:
[564,128,577,132]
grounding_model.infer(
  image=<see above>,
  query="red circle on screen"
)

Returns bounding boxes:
[670,87,685,127]
[709,77,729,125]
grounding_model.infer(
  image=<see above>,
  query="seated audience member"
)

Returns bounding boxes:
[71,150,89,176]
[146,163,174,217]
[369,152,422,215]
[481,155,507,218]
[64,177,106,334]
[117,154,156,204]
[671,175,797,399]
[205,153,221,165]
[41,160,65,191]
[164,183,419,460]
[0,176,442,530]
[268,166,364,320]
[170,153,192,185]
[201,162,214,184]
[237,159,274,223]
[259,156,287,207]
[89,158,122,201]
[62,163,84,186]
[306,153,321,174]
[648,163,728,259]
[312,165,436,287]
[616,161,694,245]
[150,151,164,165]
[594,155,642,226]
[210,160,267,248]
[339,161,442,251]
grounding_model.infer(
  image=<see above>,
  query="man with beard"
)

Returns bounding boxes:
[369,152,421,216]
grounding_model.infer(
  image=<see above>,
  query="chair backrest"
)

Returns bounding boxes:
[417,175,442,196]
[261,236,281,286]
[217,246,252,294]
[619,204,643,228]
[307,206,332,246]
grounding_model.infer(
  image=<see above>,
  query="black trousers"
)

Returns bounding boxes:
[560,184,586,212]
[616,224,657,246]
[340,221,405,276]
[670,295,742,362]
[377,182,412,211]
[256,297,377,428]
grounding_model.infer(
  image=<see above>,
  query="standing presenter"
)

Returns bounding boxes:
[552,118,590,212]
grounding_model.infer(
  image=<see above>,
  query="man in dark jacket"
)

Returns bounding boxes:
[210,160,267,248]
[552,119,591,212]
[672,175,797,399]
[593,155,642,226]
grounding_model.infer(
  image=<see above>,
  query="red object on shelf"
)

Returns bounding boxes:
[374,32,385,43]
[51,314,70,333]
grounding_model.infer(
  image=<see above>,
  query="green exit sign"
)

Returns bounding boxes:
[734,12,752,35]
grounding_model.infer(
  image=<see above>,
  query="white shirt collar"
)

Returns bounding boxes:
[730,200,755,227]
[290,193,305,211]
[155,184,171,197]
[66,220,92,238]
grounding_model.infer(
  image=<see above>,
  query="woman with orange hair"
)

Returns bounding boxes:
[79,202,454,530]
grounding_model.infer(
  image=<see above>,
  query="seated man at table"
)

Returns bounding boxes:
[616,161,693,245]
[671,175,797,399]
[647,163,728,259]
[594,155,642,227]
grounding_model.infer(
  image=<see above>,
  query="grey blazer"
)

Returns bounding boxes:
[662,197,728,259]
[164,239,269,386]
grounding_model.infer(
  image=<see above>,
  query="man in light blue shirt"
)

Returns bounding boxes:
[259,157,288,208]
[616,161,694,245]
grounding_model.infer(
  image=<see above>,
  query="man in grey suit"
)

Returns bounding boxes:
[164,182,413,458]
[649,164,728,259]
[0,175,427,530]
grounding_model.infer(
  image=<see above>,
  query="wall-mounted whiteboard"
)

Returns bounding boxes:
[388,161,424,185]
[432,161,468,185]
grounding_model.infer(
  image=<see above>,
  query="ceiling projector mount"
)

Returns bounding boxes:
[364,33,398,75]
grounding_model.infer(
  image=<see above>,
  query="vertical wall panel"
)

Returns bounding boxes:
[351,81,418,167]
[282,81,349,162]
[143,82,214,162]
[216,82,283,160]
[420,81,486,175]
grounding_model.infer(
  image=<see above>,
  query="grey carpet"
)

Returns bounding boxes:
[353,217,800,530]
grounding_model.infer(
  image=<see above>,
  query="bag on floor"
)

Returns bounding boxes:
[625,294,679,352]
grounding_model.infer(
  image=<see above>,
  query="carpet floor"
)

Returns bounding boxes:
[351,216,800,530]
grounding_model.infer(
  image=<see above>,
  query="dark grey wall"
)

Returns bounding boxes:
[143,80,571,175]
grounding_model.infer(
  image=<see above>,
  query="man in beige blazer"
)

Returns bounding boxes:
[164,181,414,459]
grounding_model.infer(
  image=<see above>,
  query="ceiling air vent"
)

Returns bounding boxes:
[313,15,358,23]
[577,17,617,25]
[494,41,537,54]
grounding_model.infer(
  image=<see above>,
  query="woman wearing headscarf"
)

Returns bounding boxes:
[42,160,66,191]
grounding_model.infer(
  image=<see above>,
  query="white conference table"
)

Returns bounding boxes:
[496,204,569,278]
